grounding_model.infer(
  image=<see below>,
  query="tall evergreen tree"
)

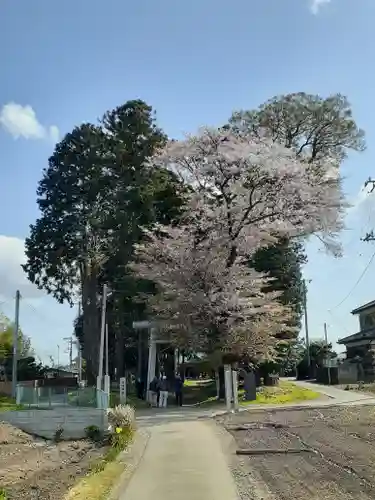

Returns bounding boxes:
[23,100,186,380]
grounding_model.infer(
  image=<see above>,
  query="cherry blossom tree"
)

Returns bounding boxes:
[132,128,347,359]
[133,225,293,360]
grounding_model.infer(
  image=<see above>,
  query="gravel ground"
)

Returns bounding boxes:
[217,405,375,499]
[0,421,108,500]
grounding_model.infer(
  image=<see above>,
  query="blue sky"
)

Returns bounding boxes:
[0,0,374,363]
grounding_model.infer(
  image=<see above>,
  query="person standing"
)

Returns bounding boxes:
[149,376,159,407]
[158,375,169,408]
[175,374,183,406]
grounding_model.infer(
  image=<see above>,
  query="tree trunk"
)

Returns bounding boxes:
[81,264,100,383]
[218,365,225,399]
[137,330,143,379]
[215,370,220,399]
[115,329,125,380]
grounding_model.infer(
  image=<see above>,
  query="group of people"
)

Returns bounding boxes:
[148,373,184,408]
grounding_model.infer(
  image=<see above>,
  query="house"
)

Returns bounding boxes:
[44,367,78,379]
[337,299,375,382]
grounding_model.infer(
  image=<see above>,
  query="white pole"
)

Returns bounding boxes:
[97,284,107,392]
[232,370,239,412]
[105,323,109,376]
[224,365,233,411]
[104,322,110,397]
[146,328,156,403]
[11,290,20,399]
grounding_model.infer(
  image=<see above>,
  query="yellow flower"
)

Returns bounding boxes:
[115,427,123,434]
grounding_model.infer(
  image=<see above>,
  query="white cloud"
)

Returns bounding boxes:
[0,235,44,300]
[49,125,60,143]
[0,102,59,142]
[310,0,331,15]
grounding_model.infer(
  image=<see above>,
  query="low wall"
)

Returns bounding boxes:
[0,380,35,396]
[316,367,339,385]
[0,381,12,396]
[0,407,108,440]
[338,363,359,385]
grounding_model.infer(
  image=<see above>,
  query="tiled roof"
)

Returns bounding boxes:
[351,300,375,315]
[337,328,375,344]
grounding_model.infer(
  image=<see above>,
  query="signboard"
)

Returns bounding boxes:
[119,377,127,404]
[132,320,151,329]
[243,371,256,401]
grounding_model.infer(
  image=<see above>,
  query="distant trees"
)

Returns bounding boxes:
[0,314,44,381]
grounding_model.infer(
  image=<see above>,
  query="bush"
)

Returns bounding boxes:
[53,425,64,442]
[89,405,136,475]
[107,404,135,433]
[85,425,102,442]
[0,488,7,500]
[107,404,136,453]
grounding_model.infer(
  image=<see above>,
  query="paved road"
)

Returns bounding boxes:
[291,379,375,403]
[135,381,375,427]
[120,420,239,500]
[126,382,375,500]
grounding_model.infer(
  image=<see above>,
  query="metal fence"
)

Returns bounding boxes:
[16,385,98,408]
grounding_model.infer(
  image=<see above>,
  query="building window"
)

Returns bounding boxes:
[364,314,375,328]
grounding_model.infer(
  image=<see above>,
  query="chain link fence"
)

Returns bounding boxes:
[16,385,98,408]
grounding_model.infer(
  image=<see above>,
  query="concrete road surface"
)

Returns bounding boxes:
[119,420,239,500]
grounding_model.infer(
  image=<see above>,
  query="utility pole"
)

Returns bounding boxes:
[64,337,73,371]
[324,322,328,344]
[362,179,375,243]
[11,290,21,399]
[57,344,60,375]
[105,323,109,376]
[303,279,311,377]
[77,300,82,382]
[97,284,107,391]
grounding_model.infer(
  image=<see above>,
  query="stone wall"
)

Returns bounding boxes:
[0,407,108,440]
[338,362,359,385]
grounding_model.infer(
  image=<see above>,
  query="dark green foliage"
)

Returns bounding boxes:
[84,424,102,442]
[251,237,307,334]
[23,99,187,380]
[23,124,110,305]
[229,92,365,162]
[3,356,45,381]
[309,339,337,367]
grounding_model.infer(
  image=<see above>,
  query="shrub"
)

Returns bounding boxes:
[53,425,64,442]
[0,488,7,500]
[85,424,102,442]
[107,404,136,454]
[107,404,135,433]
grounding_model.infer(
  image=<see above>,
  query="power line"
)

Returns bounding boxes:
[327,309,351,336]
[22,299,72,335]
[329,249,375,311]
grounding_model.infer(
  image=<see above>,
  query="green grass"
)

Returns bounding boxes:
[109,391,149,410]
[65,428,134,500]
[0,396,25,412]
[240,381,320,406]
[182,378,219,406]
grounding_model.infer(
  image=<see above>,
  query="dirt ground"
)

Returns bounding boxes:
[217,405,375,499]
[0,421,108,500]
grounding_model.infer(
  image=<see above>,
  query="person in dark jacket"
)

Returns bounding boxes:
[158,375,169,408]
[149,376,159,407]
[175,374,183,406]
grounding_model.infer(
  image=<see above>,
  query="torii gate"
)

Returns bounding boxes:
[132,320,177,401]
